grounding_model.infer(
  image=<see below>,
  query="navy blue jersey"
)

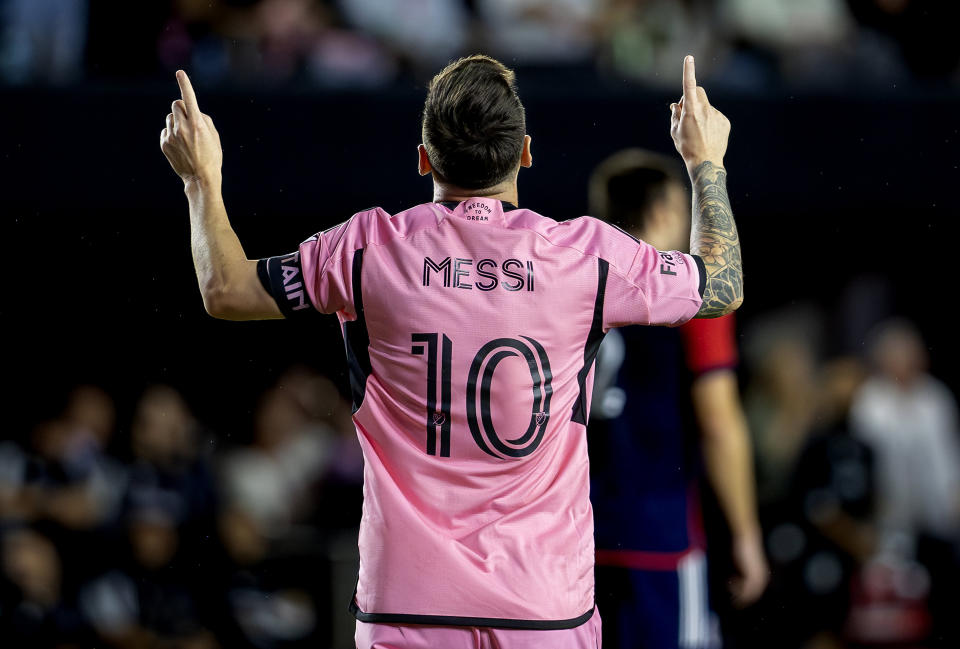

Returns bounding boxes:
[590,315,737,562]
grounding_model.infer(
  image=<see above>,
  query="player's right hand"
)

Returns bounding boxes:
[669,56,730,173]
[729,529,769,607]
[160,70,223,185]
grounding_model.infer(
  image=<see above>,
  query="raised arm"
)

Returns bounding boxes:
[670,56,742,318]
[160,70,281,321]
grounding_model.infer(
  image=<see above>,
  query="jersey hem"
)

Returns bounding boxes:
[350,599,596,630]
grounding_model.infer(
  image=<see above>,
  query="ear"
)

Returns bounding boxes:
[418,144,432,176]
[520,135,533,168]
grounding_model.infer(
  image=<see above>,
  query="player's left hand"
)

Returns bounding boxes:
[160,70,223,184]
[729,530,769,607]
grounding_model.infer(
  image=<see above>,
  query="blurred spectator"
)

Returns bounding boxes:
[210,506,322,648]
[744,309,821,506]
[80,500,218,649]
[848,318,960,647]
[219,383,335,538]
[477,0,599,65]
[597,0,722,87]
[156,0,234,82]
[0,439,28,525]
[760,357,876,648]
[278,366,362,491]
[62,385,127,528]
[0,526,90,647]
[0,0,87,84]
[337,0,467,73]
[17,417,105,530]
[851,318,960,547]
[213,368,355,648]
[718,0,857,87]
[124,385,217,570]
[155,0,396,86]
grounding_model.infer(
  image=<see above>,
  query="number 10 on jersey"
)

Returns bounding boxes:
[410,332,554,459]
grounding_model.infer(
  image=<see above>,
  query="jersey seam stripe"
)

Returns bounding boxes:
[571,257,608,424]
[343,248,372,412]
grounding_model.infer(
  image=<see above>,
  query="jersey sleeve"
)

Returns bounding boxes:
[680,313,738,375]
[257,215,368,318]
[593,222,705,329]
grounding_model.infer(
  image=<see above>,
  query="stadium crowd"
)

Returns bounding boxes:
[740,303,960,648]
[0,367,364,648]
[2,0,960,89]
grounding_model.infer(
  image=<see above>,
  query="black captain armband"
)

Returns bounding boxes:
[257,252,318,318]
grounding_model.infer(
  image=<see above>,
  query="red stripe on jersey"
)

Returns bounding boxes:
[680,313,738,376]
[595,548,701,571]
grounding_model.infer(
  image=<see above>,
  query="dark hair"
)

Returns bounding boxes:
[422,55,526,190]
[589,149,683,233]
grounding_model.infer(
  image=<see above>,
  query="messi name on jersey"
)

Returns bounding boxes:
[422,256,535,292]
[423,257,533,291]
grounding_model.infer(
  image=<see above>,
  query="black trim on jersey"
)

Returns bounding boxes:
[438,200,518,212]
[425,333,439,455]
[571,258,608,424]
[606,221,644,245]
[349,598,595,630]
[343,248,372,413]
[256,253,319,317]
[692,254,707,297]
[440,334,452,457]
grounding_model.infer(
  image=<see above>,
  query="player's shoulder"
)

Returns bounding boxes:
[507,210,649,271]
[328,202,446,248]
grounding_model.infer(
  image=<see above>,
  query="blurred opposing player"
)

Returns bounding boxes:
[589,150,767,649]
[159,54,743,649]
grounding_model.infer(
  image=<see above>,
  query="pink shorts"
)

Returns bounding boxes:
[356,608,602,649]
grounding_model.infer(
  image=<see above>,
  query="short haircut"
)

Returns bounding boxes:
[422,55,526,190]
[589,149,684,233]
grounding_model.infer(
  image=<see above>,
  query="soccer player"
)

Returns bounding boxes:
[160,54,742,649]
[588,150,767,649]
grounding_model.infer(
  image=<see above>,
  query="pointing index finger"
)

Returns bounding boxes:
[682,55,697,104]
[176,70,200,117]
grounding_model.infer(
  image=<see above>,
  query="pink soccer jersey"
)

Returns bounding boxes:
[257,197,704,628]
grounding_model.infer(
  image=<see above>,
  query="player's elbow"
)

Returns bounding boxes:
[696,295,743,319]
[201,286,244,320]
[201,287,229,319]
[722,294,744,315]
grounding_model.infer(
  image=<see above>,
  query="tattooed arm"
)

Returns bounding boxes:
[670,56,742,318]
[690,161,742,317]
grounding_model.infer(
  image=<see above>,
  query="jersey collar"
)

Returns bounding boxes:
[437,200,518,211]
